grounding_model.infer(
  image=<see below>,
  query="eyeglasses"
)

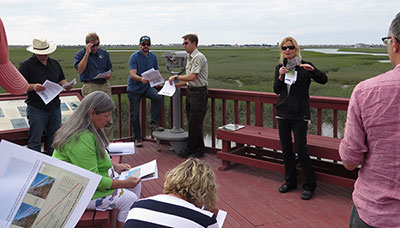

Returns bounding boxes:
[281,45,295,50]
[381,36,392,45]
[141,43,151,47]
[182,42,189,45]
[91,43,99,47]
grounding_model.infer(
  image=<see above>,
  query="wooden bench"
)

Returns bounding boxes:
[216,125,358,189]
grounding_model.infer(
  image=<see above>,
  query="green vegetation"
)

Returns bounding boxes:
[6,47,393,98]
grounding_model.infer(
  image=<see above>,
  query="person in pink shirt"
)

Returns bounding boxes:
[339,12,400,228]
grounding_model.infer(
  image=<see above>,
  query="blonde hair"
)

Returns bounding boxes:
[279,36,302,64]
[86,32,100,44]
[164,158,218,210]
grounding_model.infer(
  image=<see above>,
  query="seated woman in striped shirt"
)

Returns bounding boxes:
[125,158,219,228]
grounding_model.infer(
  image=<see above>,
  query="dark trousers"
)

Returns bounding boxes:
[350,205,374,228]
[277,118,316,191]
[27,105,61,156]
[186,87,208,154]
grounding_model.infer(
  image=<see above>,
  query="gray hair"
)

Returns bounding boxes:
[53,91,115,158]
[389,12,400,42]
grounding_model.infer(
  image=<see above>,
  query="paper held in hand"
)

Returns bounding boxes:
[62,78,76,89]
[36,80,63,105]
[120,159,158,181]
[284,70,297,85]
[93,70,111,79]
[107,142,135,156]
[141,68,164,87]
[158,80,176,97]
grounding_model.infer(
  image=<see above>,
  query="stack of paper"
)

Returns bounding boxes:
[107,142,135,156]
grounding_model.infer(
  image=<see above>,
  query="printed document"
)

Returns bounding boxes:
[93,70,111,79]
[158,80,176,97]
[62,78,76,89]
[0,140,101,228]
[120,160,158,181]
[107,142,135,156]
[217,210,227,228]
[141,68,164,87]
[36,80,63,105]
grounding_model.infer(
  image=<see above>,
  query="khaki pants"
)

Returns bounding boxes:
[81,81,114,141]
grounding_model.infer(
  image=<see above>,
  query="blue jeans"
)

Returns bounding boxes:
[127,88,162,140]
[27,105,61,155]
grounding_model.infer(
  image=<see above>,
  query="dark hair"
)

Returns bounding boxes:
[182,34,198,46]
[389,12,400,42]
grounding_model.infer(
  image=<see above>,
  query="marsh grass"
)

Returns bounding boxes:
[6,47,393,138]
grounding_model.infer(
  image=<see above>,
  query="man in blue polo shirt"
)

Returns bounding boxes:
[74,33,114,141]
[127,35,164,147]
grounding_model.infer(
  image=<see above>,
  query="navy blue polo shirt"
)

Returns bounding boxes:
[19,55,65,111]
[74,48,113,82]
[127,50,159,94]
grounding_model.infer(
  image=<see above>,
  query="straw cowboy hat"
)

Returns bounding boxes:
[0,18,28,95]
[26,37,57,55]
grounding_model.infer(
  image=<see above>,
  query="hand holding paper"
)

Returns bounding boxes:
[36,80,63,105]
[158,80,176,97]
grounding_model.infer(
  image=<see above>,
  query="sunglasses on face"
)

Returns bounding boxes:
[142,43,151,47]
[91,43,99,47]
[381,36,392,45]
[182,42,189,45]
[281,45,295,50]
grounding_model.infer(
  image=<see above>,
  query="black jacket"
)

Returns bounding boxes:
[273,60,327,120]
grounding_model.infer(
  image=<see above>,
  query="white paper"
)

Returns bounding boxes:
[120,160,158,181]
[219,123,245,131]
[158,80,176,97]
[93,70,112,79]
[107,142,135,156]
[62,78,77,89]
[216,209,227,228]
[36,80,63,105]
[0,140,101,228]
[284,71,297,85]
[141,68,164,87]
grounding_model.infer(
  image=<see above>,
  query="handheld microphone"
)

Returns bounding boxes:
[283,58,288,67]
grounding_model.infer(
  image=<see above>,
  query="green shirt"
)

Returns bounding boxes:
[52,130,114,199]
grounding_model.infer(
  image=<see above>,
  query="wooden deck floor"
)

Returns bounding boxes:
[120,141,354,228]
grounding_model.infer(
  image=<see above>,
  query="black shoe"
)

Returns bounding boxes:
[301,190,314,200]
[189,151,205,158]
[278,184,297,193]
[178,150,190,158]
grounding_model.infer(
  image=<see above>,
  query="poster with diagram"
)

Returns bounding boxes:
[0,95,81,131]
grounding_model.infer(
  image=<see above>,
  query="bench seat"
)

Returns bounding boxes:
[216,125,357,188]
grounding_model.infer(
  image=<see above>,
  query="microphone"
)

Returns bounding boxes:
[283,58,288,67]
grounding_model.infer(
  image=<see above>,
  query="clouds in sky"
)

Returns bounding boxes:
[1,0,398,45]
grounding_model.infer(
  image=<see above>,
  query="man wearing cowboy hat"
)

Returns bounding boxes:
[19,37,72,156]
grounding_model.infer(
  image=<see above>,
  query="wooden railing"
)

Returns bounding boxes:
[0,86,349,152]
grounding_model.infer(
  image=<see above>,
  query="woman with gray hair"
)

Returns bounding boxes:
[125,158,219,228]
[52,91,141,228]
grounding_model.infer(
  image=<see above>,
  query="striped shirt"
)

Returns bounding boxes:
[124,194,218,228]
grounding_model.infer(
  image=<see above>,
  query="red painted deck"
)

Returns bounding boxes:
[121,140,353,228]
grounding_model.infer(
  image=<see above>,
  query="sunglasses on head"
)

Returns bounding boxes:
[141,42,151,47]
[281,45,295,50]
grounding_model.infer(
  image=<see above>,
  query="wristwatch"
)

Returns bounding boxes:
[175,75,179,80]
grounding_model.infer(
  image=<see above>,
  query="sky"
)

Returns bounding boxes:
[1,0,399,46]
